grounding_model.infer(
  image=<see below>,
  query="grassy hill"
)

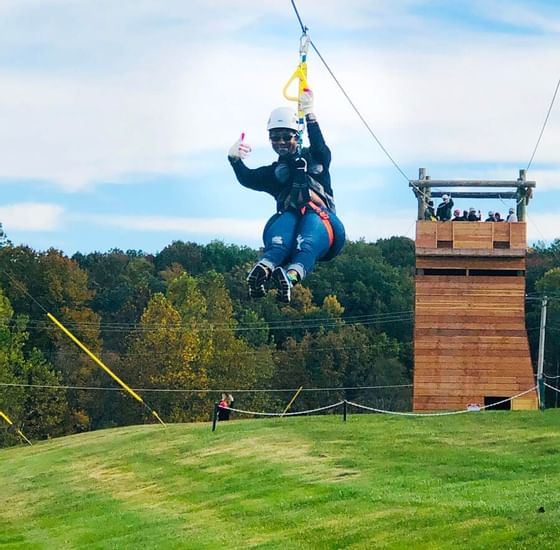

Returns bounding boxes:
[1,410,560,549]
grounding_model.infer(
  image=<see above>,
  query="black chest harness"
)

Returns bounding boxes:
[273,157,334,248]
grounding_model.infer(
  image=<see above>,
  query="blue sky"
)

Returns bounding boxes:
[0,0,559,254]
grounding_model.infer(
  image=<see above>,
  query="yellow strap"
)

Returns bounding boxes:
[48,313,145,403]
[16,430,32,446]
[282,63,309,102]
[1,410,32,445]
[281,386,304,416]
[0,410,13,426]
[47,312,166,426]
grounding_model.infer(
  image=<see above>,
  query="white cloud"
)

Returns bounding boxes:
[79,214,266,241]
[76,210,421,246]
[0,1,558,193]
[476,0,560,33]
[0,202,64,231]
[527,213,560,242]
[343,209,418,241]
[2,36,557,190]
[524,168,560,192]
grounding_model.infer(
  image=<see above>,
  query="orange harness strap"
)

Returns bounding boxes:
[301,202,334,247]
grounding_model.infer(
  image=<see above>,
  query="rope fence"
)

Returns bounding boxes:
[211,386,538,431]
[225,401,344,418]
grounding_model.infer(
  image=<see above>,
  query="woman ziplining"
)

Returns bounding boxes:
[227,33,345,303]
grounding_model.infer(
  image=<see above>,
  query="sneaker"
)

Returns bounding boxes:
[247,263,269,298]
[272,267,293,303]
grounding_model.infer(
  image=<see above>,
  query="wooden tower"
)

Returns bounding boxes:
[410,169,538,411]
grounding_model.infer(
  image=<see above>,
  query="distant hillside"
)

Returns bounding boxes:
[2,411,560,549]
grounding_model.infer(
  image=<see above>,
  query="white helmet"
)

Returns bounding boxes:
[267,107,298,131]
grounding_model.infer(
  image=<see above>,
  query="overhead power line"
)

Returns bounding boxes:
[0,381,412,393]
[1,310,414,334]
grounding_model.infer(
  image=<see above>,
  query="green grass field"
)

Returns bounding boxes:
[1,410,560,549]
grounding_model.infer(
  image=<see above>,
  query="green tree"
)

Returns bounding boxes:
[375,236,415,270]
[19,349,68,439]
[0,292,25,445]
[203,241,257,273]
[526,240,560,295]
[124,292,209,423]
[154,241,205,275]
[273,323,409,412]
[308,240,414,346]
[534,268,560,403]
[73,250,165,354]
[0,289,67,446]
[197,271,274,401]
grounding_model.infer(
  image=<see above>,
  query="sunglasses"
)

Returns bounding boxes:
[269,132,297,142]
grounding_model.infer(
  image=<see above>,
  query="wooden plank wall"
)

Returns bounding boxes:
[416,221,437,248]
[413,273,538,411]
[415,221,527,253]
[453,222,493,249]
[416,256,524,270]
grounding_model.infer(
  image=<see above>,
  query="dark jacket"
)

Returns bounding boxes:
[467,211,480,221]
[424,206,436,220]
[229,120,335,212]
[436,199,454,221]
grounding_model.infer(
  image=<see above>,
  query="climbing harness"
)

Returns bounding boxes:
[289,156,310,208]
[301,201,334,247]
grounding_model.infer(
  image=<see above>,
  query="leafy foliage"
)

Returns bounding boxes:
[11,234,560,443]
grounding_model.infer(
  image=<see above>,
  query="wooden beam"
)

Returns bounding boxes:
[409,180,536,188]
[429,191,518,199]
[415,248,526,257]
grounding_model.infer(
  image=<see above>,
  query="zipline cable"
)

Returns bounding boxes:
[526,76,560,172]
[289,0,411,183]
[292,0,560,209]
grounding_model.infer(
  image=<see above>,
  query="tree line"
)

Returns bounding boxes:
[0,236,559,446]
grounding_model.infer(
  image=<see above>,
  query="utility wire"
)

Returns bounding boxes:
[4,310,414,333]
[0,381,412,393]
[20,316,414,336]
[33,340,413,359]
[0,268,49,315]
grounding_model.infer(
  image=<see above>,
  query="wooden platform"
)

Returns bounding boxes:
[413,221,537,411]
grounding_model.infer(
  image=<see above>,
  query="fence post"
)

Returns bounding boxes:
[343,400,347,422]
[537,296,548,412]
[211,402,219,432]
[539,377,546,412]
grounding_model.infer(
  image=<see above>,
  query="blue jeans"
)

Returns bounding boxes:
[259,206,345,280]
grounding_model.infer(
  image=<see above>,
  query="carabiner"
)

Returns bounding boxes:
[281,30,312,158]
[282,30,311,103]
